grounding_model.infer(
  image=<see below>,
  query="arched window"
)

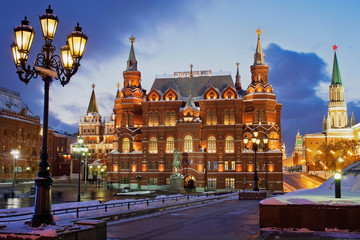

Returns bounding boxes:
[149,137,158,153]
[166,137,174,153]
[225,136,234,153]
[165,112,170,126]
[208,136,216,153]
[171,112,176,126]
[184,135,193,153]
[122,138,130,153]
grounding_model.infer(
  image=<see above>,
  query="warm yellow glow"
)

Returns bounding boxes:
[268,164,275,172]
[236,164,242,172]
[142,164,147,172]
[131,164,137,172]
[113,164,118,172]
[15,21,35,54]
[243,138,248,144]
[253,131,258,137]
[159,164,164,172]
[11,43,27,66]
[61,44,73,70]
[218,164,224,172]
[247,164,254,172]
[197,164,203,172]
[40,18,58,40]
[263,138,268,144]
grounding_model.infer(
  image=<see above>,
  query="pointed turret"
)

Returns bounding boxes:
[235,62,242,90]
[331,45,342,85]
[126,35,138,71]
[323,115,327,132]
[351,112,355,127]
[87,83,99,114]
[115,83,120,102]
[253,28,265,65]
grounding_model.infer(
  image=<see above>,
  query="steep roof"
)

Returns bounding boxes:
[151,74,234,98]
[126,35,138,71]
[87,84,99,114]
[331,48,342,85]
[253,28,265,65]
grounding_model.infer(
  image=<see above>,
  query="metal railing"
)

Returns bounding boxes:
[0,190,237,223]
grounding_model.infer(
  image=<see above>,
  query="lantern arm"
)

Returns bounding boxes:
[58,62,80,87]
[17,59,37,84]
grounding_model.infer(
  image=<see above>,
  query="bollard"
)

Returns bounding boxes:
[128,202,130,210]
[147,200,149,206]
[105,205,107,212]
[76,208,79,218]
[162,198,165,204]
[187,196,190,201]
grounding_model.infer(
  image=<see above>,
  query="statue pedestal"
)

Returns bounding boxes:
[170,174,185,193]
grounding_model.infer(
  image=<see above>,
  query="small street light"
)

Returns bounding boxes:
[10,149,20,191]
[334,172,341,198]
[72,136,89,202]
[10,6,87,227]
[244,131,268,191]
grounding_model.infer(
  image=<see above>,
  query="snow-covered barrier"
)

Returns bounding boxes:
[259,161,360,231]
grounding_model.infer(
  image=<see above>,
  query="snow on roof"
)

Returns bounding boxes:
[0,87,36,117]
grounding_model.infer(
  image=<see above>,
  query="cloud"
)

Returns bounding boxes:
[264,43,329,156]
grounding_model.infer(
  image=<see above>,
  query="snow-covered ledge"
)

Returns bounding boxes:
[260,162,360,231]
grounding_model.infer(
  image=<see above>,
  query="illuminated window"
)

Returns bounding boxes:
[207,111,211,125]
[225,178,235,189]
[165,112,170,126]
[149,137,158,153]
[231,161,235,170]
[168,94,173,100]
[225,136,234,153]
[208,136,216,153]
[224,110,229,125]
[224,161,229,170]
[255,111,259,122]
[122,138,130,153]
[154,112,159,126]
[214,161,218,170]
[261,110,265,123]
[122,114,126,126]
[210,92,214,99]
[171,112,176,126]
[128,114,132,126]
[208,178,217,190]
[212,111,217,124]
[166,137,174,153]
[230,110,235,124]
[149,178,158,185]
[184,135,193,153]
[148,112,153,126]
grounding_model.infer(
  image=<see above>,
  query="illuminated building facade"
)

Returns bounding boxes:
[80,31,284,192]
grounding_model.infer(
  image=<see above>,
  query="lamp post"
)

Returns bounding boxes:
[10,149,20,191]
[334,172,341,198]
[84,152,90,192]
[72,137,89,202]
[244,131,268,191]
[10,6,87,227]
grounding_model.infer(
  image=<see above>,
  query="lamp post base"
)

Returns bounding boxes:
[30,177,54,227]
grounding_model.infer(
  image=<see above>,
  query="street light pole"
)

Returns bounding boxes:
[72,136,88,202]
[10,150,19,191]
[11,6,87,227]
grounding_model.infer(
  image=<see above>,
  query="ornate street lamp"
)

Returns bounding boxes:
[10,149,20,191]
[246,131,268,191]
[10,6,88,227]
[72,136,89,202]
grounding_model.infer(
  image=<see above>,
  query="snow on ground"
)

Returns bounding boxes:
[263,162,360,206]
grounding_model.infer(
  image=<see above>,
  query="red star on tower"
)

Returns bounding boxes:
[332,44,338,51]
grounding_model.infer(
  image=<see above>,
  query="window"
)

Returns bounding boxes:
[166,178,170,185]
[230,110,235,124]
[261,110,265,123]
[207,111,211,125]
[120,177,129,184]
[171,112,176,126]
[207,161,211,170]
[184,135,193,153]
[121,162,125,169]
[122,138,130,153]
[122,114,126,126]
[155,161,159,170]
[208,136,216,153]
[149,137,158,153]
[165,161,169,169]
[207,110,217,125]
[148,161,152,170]
[212,111,217,124]
[231,161,236,170]
[165,112,170,126]
[225,161,229,170]
[224,110,229,125]
[149,178,158,185]
[214,161,218,170]
[225,136,234,153]
[225,178,235,189]
[208,178,217,190]
[128,114,132,126]
[166,137,174,153]
[255,111,259,122]
[126,161,130,169]
[154,112,159,126]
[148,112,153,126]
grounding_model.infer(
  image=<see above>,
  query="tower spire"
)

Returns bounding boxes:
[115,82,120,102]
[253,28,265,65]
[235,62,241,90]
[331,45,342,85]
[87,83,99,114]
[126,35,138,71]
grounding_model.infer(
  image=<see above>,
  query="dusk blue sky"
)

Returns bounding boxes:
[1,0,360,156]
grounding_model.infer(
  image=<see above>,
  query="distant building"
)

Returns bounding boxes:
[0,86,75,181]
[78,30,284,192]
[301,47,360,171]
